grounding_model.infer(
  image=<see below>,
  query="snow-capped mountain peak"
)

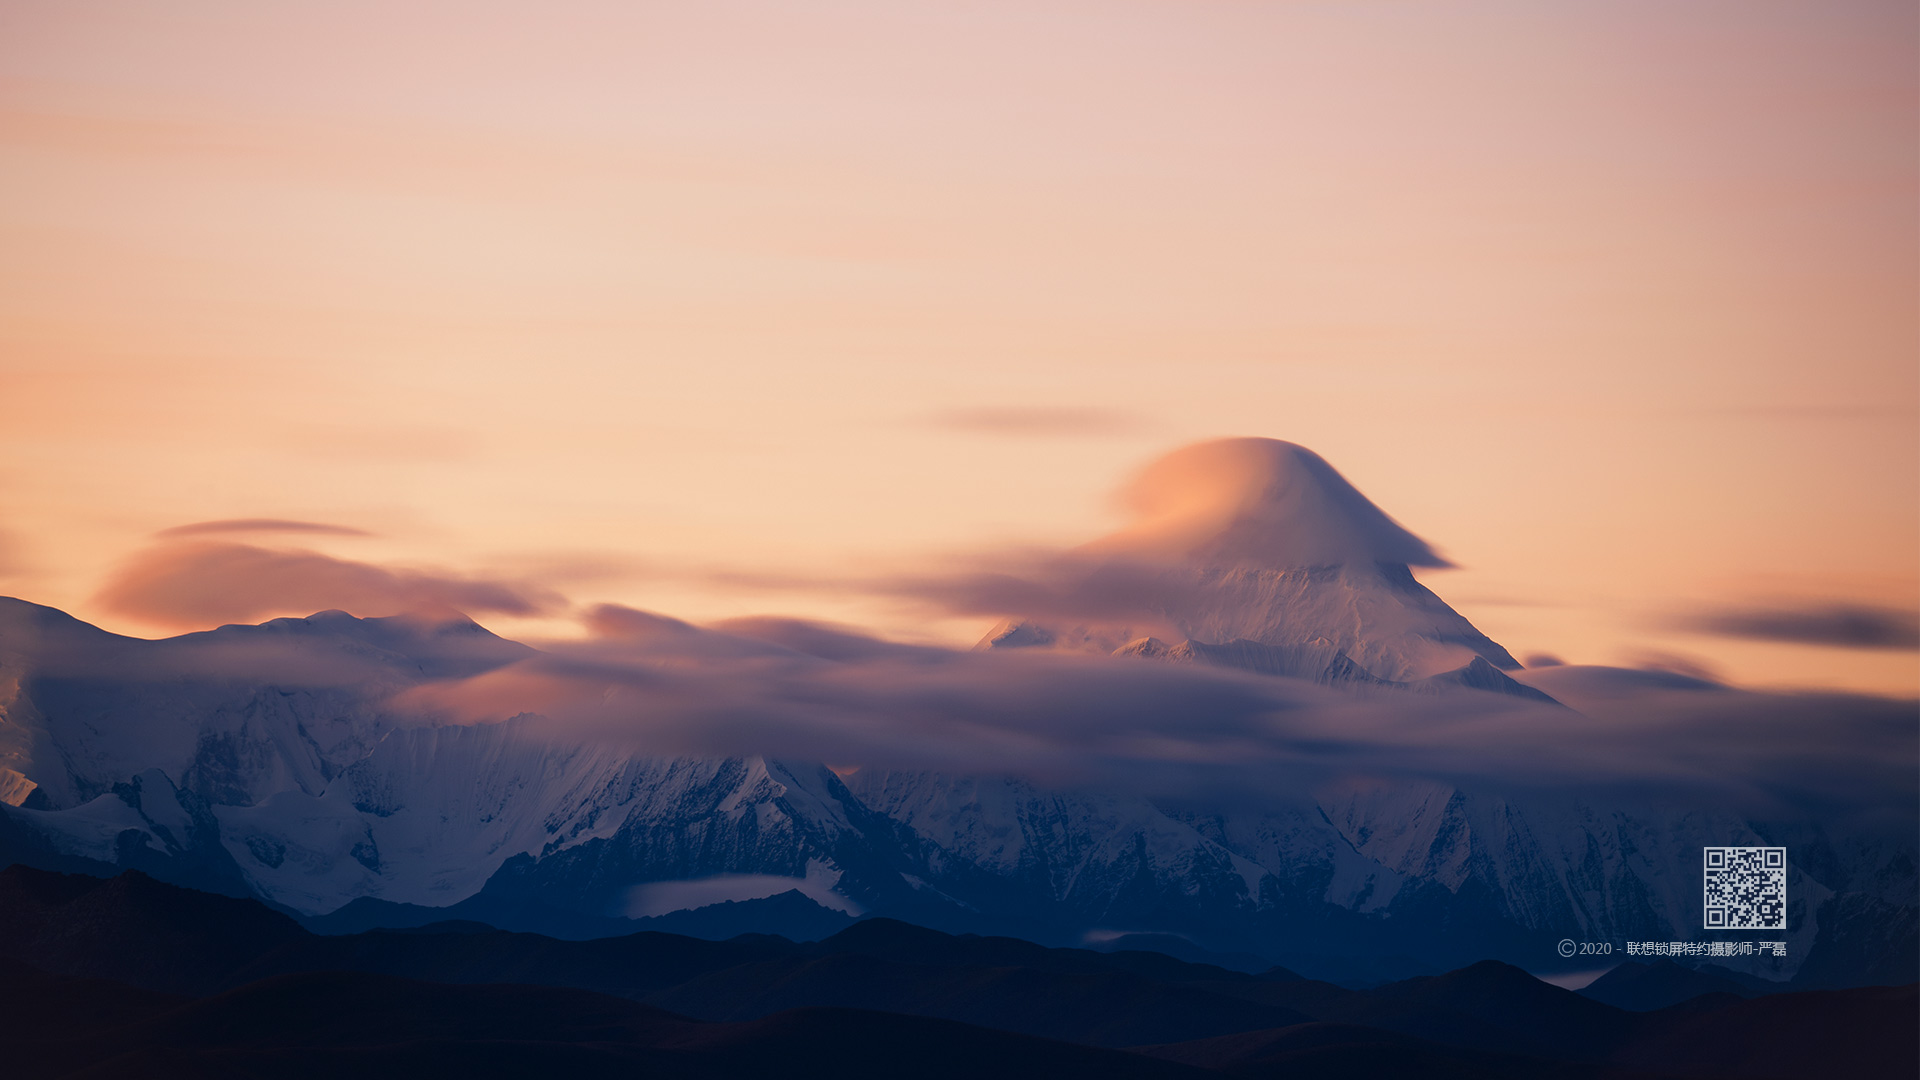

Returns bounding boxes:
[1086,438,1448,571]
[981,440,1517,682]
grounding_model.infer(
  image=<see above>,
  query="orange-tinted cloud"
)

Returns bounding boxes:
[96,542,564,629]
[1091,439,1450,570]
[154,518,374,539]
[687,437,1456,621]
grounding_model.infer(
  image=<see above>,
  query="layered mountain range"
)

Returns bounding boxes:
[0,439,1912,988]
[6,865,1913,1079]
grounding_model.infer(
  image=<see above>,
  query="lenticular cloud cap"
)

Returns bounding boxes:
[1090,438,1450,570]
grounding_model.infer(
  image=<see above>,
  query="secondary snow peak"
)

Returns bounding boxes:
[1090,438,1448,571]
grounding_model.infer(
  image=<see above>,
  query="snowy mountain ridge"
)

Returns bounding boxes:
[0,595,1901,982]
[0,439,1910,984]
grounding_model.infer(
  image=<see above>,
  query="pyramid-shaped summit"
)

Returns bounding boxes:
[1086,438,1450,570]
[982,438,1523,684]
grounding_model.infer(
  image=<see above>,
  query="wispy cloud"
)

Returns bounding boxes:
[1617,649,1724,683]
[1697,404,1913,421]
[677,438,1454,620]
[688,553,1253,627]
[927,406,1148,437]
[154,519,375,539]
[1676,602,1920,651]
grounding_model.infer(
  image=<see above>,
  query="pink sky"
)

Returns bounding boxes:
[0,0,1914,693]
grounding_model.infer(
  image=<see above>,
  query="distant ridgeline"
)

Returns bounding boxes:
[0,865,1912,1079]
[1,440,1913,993]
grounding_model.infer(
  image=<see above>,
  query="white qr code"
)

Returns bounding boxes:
[1704,847,1786,930]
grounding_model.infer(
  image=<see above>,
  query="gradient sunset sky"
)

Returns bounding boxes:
[1,0,1914,694]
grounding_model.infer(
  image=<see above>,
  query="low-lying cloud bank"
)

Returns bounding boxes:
[384,606,1915,831]
[9,588,1911,835]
